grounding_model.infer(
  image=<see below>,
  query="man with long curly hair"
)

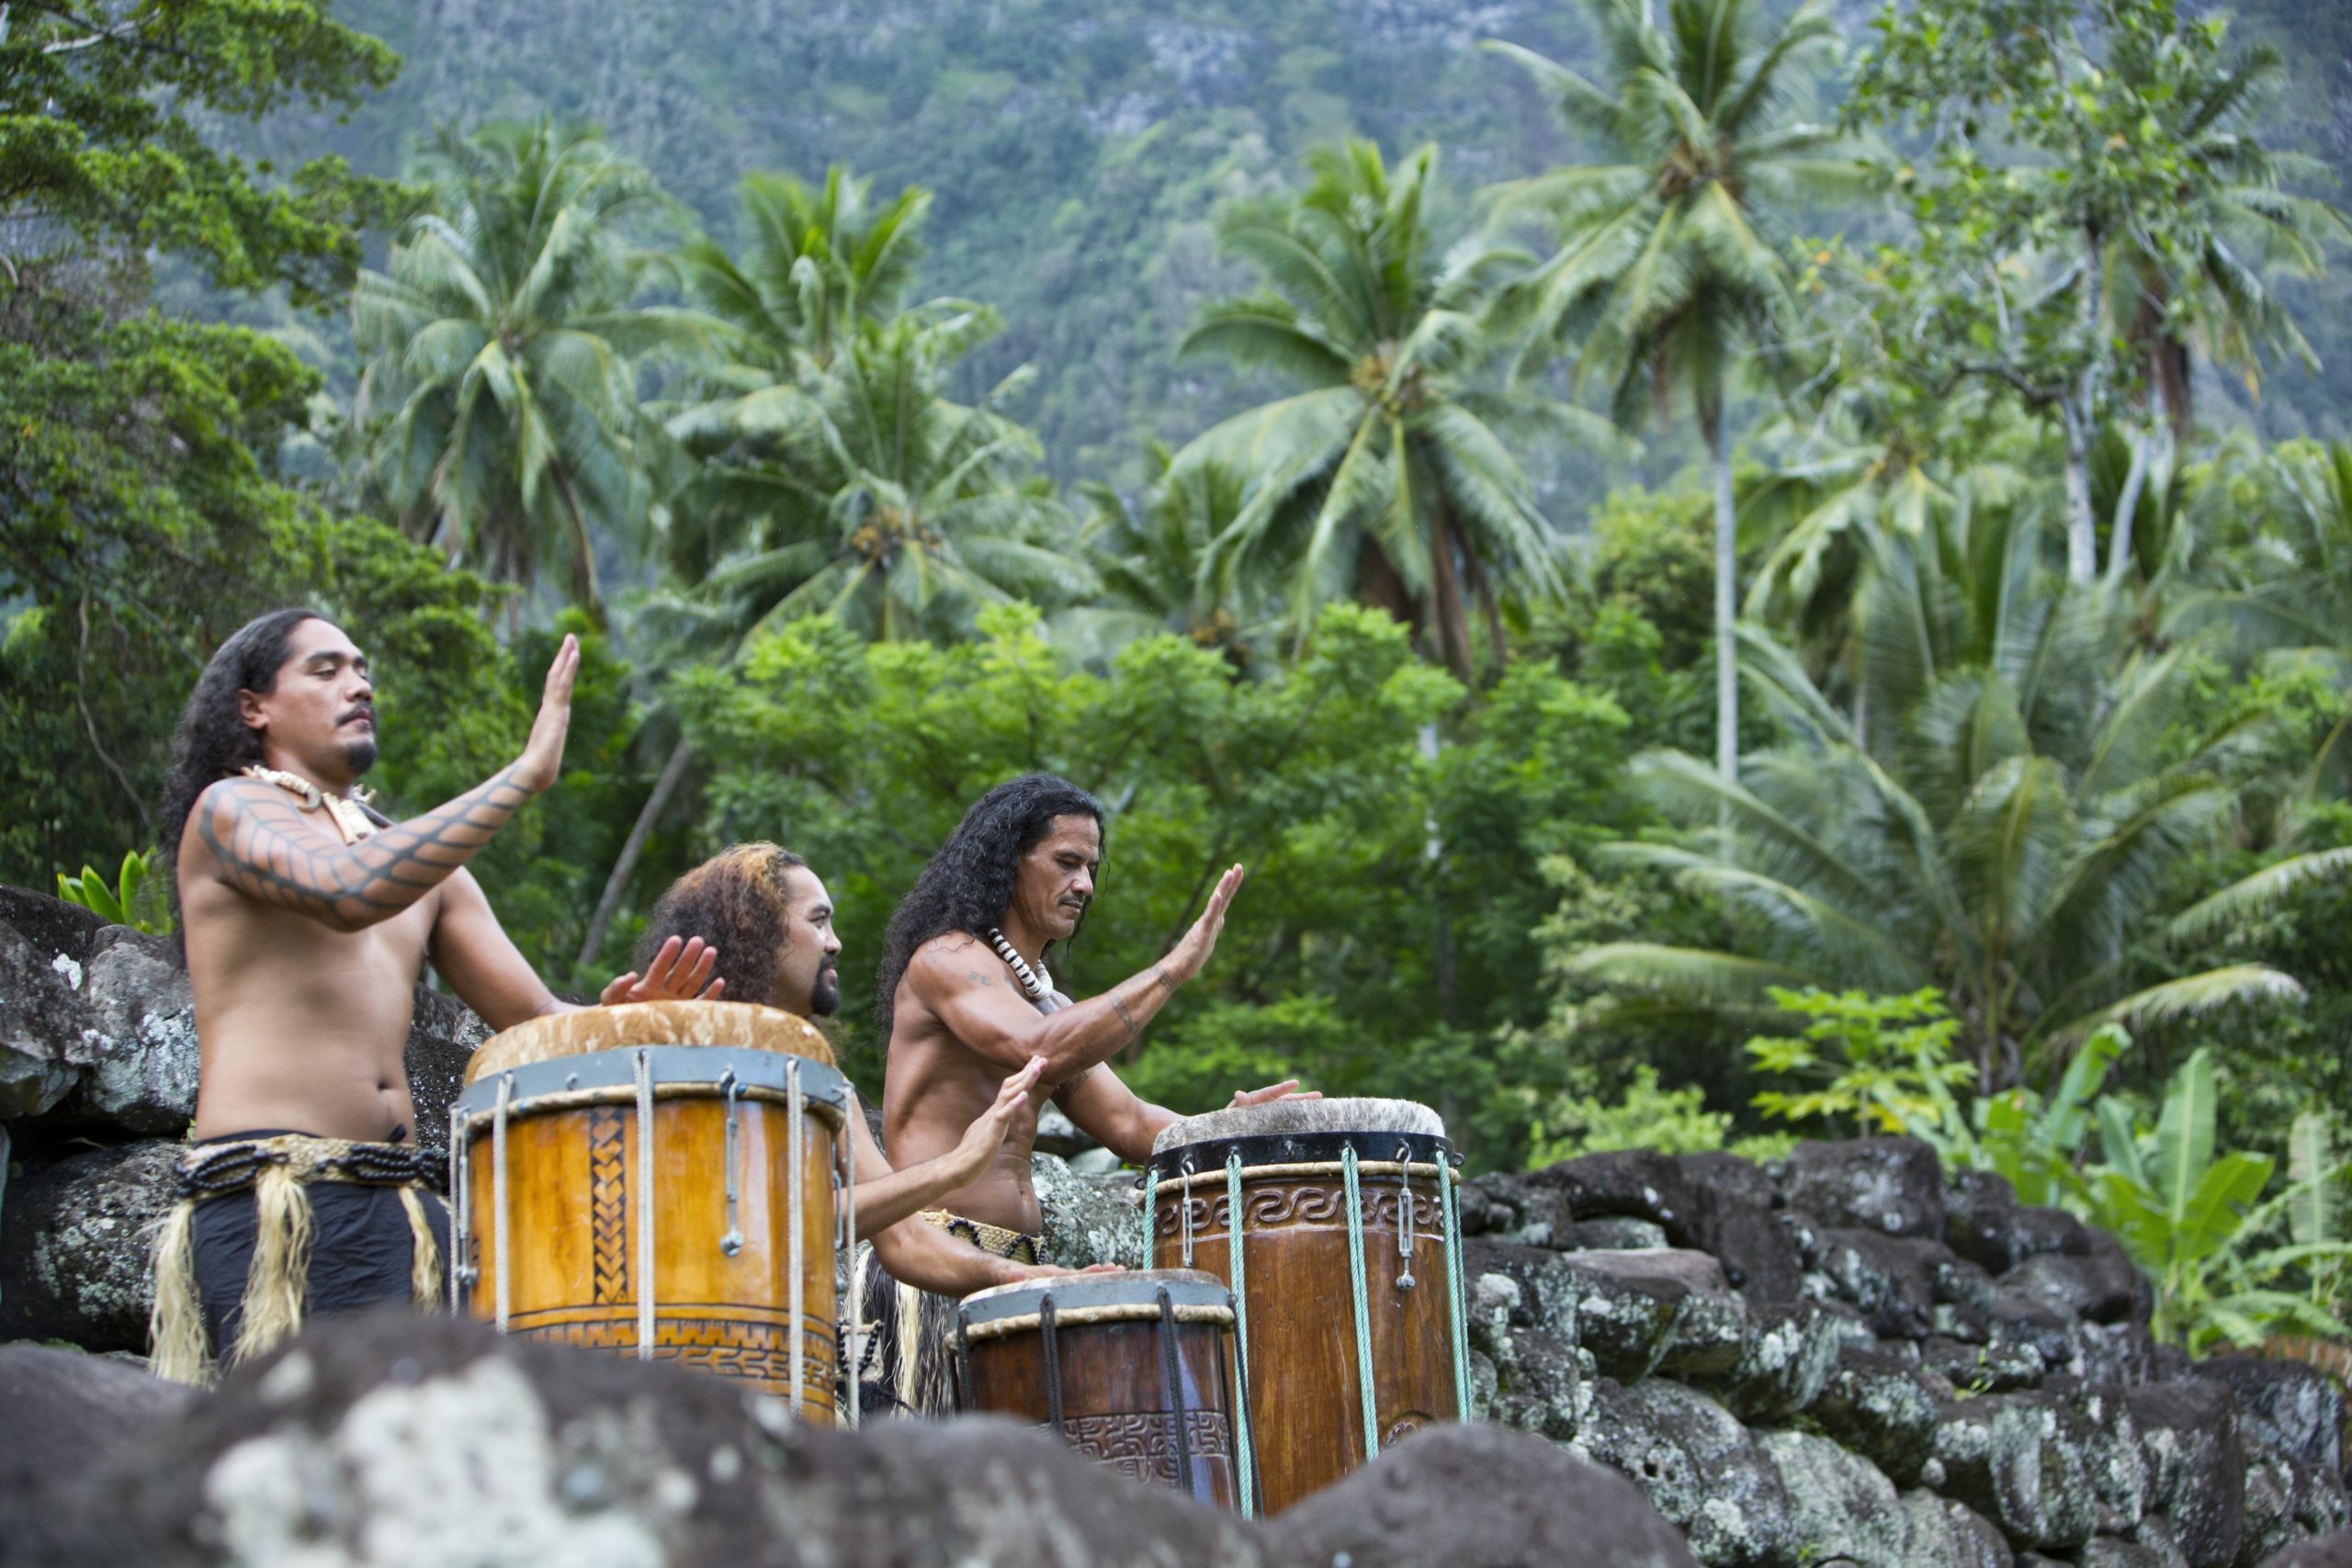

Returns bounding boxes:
[641,842,1108,1414]
[148,610,718,1384]
[862,773,1306,1413]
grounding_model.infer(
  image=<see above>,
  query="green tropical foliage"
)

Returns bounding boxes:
[353,119,707,614]
[54,850,171,937]
[1173,141,1596,678]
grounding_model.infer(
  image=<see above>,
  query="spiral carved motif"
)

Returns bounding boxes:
[1152,1180,1448,1242]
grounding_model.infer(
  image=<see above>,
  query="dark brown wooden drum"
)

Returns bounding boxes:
[954,1269,1249,1511]
[1147,1099,1469,1513]
[451,1002,851,1420]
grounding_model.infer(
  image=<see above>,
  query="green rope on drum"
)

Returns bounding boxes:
[1141,1168,1158,1268]
[1225,1152,1256,1520]
[1439,1156,1471,1421]
[1340,1145,1379,1462]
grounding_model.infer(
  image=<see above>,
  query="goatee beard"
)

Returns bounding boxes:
[343,738,379,777]
[810,968,841,1017]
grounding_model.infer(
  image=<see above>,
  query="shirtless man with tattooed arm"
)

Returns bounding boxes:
[150,611,723,1379]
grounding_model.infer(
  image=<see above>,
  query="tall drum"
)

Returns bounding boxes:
[954,1270,1251,1511]
[1146,1099,1471,1514]
[450,1001,852,1420]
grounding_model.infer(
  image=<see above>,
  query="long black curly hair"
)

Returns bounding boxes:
[874,773,1104,1042]
[156,607,325,913]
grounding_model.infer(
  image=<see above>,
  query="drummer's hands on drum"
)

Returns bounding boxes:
[1228,1078,1319,1109]
[598,934,726,1006]
[944,1056,1047,1180]
[1163,863,1245,985]
[512,635,581,795]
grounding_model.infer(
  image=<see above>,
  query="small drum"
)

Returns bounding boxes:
[1147,1099,1469,1513]
[954,1269,1250,1510]
[450,1002,853,1420]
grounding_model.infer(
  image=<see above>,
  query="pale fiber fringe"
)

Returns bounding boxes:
[148,1201,211,1388]
[232,1164,312,1367]
[399,1186,445,1309]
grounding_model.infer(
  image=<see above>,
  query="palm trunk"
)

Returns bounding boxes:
[1708,397,1738,792]
[1428,502,1474,682]
[2107,424,2157,581]
[2064,224,2104,584]
[575,736,695,973]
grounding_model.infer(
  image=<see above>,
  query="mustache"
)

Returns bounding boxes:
[338,705,376,726]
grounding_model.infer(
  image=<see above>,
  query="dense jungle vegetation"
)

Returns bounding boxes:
[4,0,2349,1348]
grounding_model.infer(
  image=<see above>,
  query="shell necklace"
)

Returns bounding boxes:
[241,765,380,845]
[984,928,1053,1002]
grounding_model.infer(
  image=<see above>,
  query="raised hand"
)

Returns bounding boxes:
[1228,1077,1319,1110]
[512,634,581,794]
[600,934,725,1005]
[944,1057,1048,1180]
[1164,863,1245,984]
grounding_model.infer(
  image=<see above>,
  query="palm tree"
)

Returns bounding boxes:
[352,119,709,619]
[1571,506,2352,1089]
[673,166,936,381]
[1170,141,1604,681]
[671,307,1086,644]
[1485,0,1869,783]
[1060,444,1279,671]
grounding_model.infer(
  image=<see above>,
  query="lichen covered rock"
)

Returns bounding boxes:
[0,1138,180,1350]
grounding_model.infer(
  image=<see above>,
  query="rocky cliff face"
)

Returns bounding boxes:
[2,886,2346,1566]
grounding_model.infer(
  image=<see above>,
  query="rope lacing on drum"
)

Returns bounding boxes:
[1439,1155,1470,1421]
[1225,1151,1258,1519]
[1340,1144,1379,1462]
[1140,1167,1159,1265]
[1156,1284,1196,1498]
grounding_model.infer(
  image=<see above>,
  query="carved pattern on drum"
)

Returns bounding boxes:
[587,1108,629,1303]
[1154,1183,1445,1240]
[1059,1410,1231,1486]
[517,1316,835,1393]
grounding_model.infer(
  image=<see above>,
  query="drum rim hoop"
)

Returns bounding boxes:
[957,1268,1232,1322]
[959,1301,1235,1342]
[465,1000,835,1084]
[451,1044,850,1132]
[1144,1128,1454,1180]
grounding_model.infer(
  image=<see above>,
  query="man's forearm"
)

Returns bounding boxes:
[867,1214,1031,1297]
[1020,962,1184,1081]
[203,768,537,932]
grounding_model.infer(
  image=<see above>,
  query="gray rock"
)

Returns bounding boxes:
[1809,1341,1944,1487]
[56,928,198,1135]
[2258,1528,2352,1568]
[2196,1358,2347,1477]
[3,1310,1289,1567]
[1460,1239,1585,1346]
[402,987,492,1168]
[1555,1248,1720,1380]
[1945,1169,2087,1276]
[1811,1227,1938,1339]
[1895,1489,2018,1568]
[0,1139,180,1350]
[1933,1391,2103,1552]
[0,1341,197,1498]
[1033,1153,1145,1269]
[1273,1420,1702,1568]
[1762,1428,1906,1567]
[2131,1379,2245,1568]
[1456,1169,1553,1246]
[1485,1325,1591,1442]
[1566,1216,1672,1251]
[1700,1299,1845,1425]
[0,918,87,1122]
[1783,1137,1946,1238]
[2001,1242,2154,1328]
[1924,1331,2048,1394]
[2084,1538,2190,1568]
[1574,1377,1798,1567]
[1528,1149,1804,1304]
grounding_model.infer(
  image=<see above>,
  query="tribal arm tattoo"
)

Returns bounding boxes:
[197,771,537,931]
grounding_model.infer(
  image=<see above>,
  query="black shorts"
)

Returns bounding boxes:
[188,1141,450,1352]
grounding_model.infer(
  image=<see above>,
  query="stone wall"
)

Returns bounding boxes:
[3,886,2346,1566]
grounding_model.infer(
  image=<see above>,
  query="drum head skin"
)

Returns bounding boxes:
[1150,1097,1443,1155]
[465,1000,834,1085]
[958,1269,1231,1324]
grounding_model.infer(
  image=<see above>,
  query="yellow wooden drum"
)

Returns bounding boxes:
[450,1001,852,1419]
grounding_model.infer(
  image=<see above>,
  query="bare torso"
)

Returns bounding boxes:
[882,932,1057,1232]
[181,785,438,1144]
